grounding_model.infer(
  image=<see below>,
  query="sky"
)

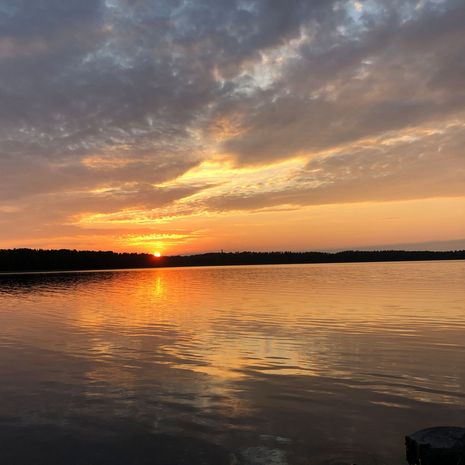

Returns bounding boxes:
[0,0,464,255]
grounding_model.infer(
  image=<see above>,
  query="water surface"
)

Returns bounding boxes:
[1,261,464,464]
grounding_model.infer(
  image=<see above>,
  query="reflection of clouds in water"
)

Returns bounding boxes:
[4,263,465,406]
[1,262,465,464]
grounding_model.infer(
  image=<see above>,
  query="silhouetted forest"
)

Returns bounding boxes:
[0,248,464,273]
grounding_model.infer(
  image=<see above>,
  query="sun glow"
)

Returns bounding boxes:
[153,252,162,258]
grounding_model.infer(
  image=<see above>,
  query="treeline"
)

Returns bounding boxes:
[0,249,153,272]
[165,250,465,267]
[0,248,464,273]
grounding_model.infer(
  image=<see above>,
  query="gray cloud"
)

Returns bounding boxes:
[222,0,465,164]
[204,125,465,211]
[0,0,464,246]
[0,150,199,200]
[0,0,344,144]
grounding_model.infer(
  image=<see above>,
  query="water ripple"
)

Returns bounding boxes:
[0,261,464,465]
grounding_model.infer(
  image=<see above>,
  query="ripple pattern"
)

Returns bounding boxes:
[0,261,465,465]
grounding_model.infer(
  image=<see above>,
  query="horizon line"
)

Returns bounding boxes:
[2,247,465,256]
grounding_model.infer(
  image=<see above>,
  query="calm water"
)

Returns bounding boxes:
[0,261,464,465]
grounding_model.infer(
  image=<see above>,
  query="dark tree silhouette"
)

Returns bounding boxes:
[0,248,463,273]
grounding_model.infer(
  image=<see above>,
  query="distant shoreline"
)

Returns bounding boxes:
[0,248,464,274]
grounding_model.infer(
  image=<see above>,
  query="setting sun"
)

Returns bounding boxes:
[153,252,162,258]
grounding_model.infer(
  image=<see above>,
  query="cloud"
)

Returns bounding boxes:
[201,124,465,211]
[220,0,465,164]
[0,0,464,250]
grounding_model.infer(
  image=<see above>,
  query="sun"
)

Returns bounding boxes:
[153,252,162,258]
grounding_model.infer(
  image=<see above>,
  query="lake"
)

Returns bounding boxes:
[0,261,464,465]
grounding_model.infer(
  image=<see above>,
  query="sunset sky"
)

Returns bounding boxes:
[1,0,464,254]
